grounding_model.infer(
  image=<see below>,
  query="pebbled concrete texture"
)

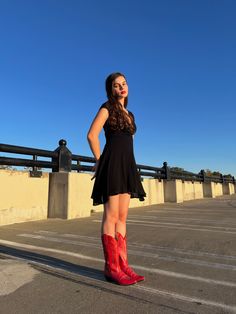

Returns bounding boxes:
[0,258,39,296]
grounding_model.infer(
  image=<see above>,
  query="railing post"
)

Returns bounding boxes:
[52,139,72,172]
[76,160,80,173]
[220,174,224,184]
[163,161,171,180]
[30,154,42,177]
[200,169,206,183]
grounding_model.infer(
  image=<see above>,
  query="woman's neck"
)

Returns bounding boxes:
[118,97,125,107]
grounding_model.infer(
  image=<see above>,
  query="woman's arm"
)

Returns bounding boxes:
[87,108,109,161]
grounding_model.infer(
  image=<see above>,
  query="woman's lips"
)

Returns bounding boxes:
[121,91,126,95]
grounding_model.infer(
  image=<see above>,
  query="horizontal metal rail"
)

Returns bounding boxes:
[0,143,57,158]
[0,140,235,183]
[0,157,57,169]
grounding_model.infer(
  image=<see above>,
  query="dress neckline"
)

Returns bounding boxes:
[122,109,132,125]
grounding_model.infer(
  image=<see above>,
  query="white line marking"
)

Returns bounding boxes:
[129,242,236,261]
[32,231,236,261]
[129,215,236,225]
[34,231,57,235]
[93,219,236,234]
[1,239,236,313]
[136,265,236,288]
[18,234,100,249]
[129,221,236,234]
[147,209,235,214]
[36,231,100,242]
[126,219,236,231]
[18,233,236,271]
[133,285,236,313]
[0,239,236,287]
[0,239,102,262]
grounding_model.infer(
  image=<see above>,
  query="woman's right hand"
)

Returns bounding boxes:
[91,159,100,180]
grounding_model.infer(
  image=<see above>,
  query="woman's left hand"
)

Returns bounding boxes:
[91,159,100,180]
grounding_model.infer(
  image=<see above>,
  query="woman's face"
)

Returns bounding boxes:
[111,76,128,99]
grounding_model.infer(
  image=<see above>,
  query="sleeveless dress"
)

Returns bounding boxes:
[91,103,146,206]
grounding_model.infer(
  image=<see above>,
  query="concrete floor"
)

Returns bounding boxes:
[0,194,236,314]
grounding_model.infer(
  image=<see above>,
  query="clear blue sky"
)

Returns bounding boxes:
[0,0,235,176]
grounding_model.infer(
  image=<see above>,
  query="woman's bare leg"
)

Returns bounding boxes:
[116,193,131,237]
[101,194,119,237]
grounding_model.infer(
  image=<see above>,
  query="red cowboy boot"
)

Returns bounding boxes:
[117,232,145,282]
[101,234,137,285]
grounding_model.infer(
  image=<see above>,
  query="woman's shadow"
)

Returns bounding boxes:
[0,244,106,288]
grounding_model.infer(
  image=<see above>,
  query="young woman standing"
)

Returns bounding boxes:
[87,72,146,285]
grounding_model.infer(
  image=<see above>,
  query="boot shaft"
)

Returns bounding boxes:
[101,234,120,273]
[116,232,128,263]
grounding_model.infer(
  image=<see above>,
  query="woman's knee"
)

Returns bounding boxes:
[118,213,127,224]
[105,212,119,224]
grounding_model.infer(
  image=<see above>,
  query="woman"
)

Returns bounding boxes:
[87,72,146,285]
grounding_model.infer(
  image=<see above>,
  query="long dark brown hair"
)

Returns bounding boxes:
[105,72,136,134]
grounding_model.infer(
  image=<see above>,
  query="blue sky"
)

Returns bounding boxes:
[0,0,235,176]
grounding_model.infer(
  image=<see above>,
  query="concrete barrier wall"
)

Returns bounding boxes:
[183,181,195,201]
[213,182,223,197]
[193,182,204,199]
[130,178,164,207]
[229,183,235,194]
[48,172,104,219]
[0,169,235,226]
[182,181,204,201]
[164,180,183,203]
[222,183,235,195]
[0,170,49,226]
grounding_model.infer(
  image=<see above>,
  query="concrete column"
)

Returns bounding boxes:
[48,172,94,219]
[203,182,215,198]
[147,179,164,205]
[228,183,235,195]
[48,172,69,219]
[223,183,230,195]
[164,180,183,203]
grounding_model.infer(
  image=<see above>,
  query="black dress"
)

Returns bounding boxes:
[91,103,146,206]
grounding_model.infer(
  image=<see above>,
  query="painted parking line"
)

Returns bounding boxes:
[93,219,236,234]
[14,233,236,273]
[34,231,236,261]
[129,214,236,225]
[127,219,236,231]
[19,232,236,271]
[147,209,236,214]
[133,285,236,314]
[0,239,236,313]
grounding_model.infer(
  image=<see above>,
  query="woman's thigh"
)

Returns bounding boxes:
[104,194,120,221]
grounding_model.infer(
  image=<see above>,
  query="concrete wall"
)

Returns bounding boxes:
[0,170,49,226]
[0,169,235,226]
[48,172,103,219]
[130,178,164,207]
[164,180,183,203]
[182,181,203,201]
[213,182,223,197]
[228,183,235,194]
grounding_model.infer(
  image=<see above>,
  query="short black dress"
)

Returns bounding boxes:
[91,102,146,206]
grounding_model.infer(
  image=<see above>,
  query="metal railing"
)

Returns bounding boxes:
[0,139,235,184]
